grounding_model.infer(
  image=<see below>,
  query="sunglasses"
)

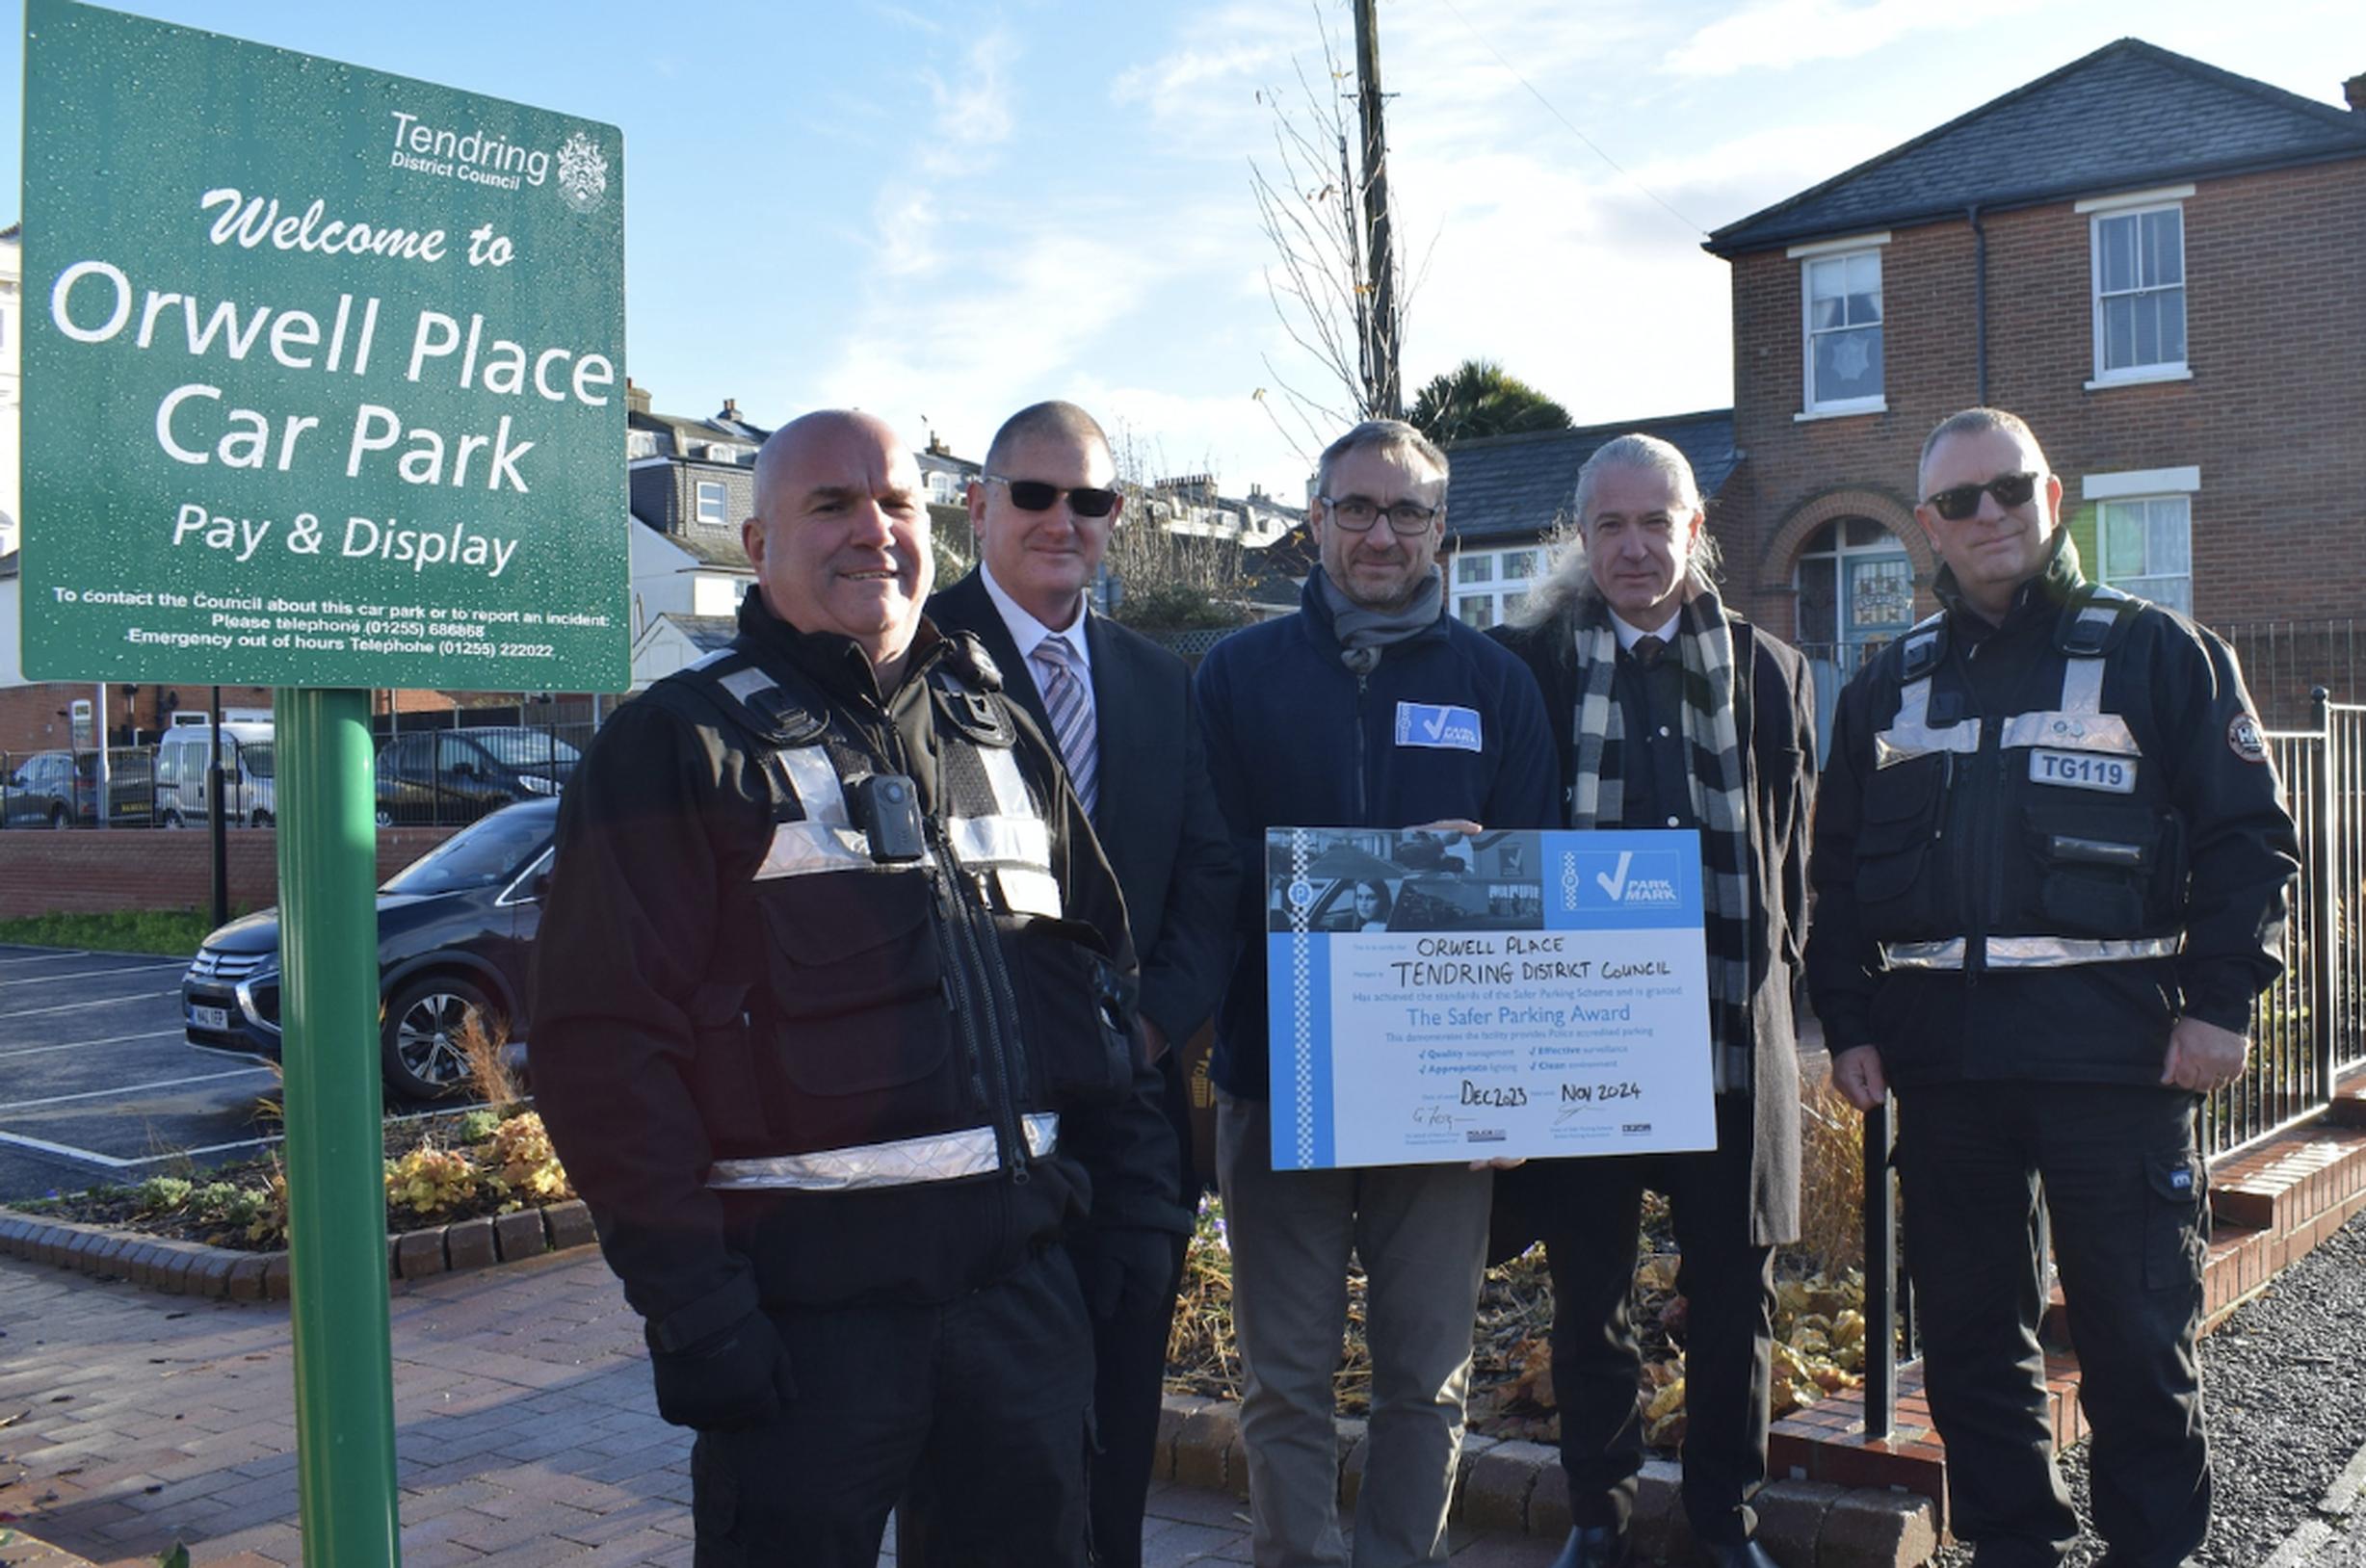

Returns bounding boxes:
[985,474,1121,518]
[1924,471,2042,522]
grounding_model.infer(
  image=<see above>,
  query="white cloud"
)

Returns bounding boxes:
[918,29,1019,178]
[1663,0,2044,78]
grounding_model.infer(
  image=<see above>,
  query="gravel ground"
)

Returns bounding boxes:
[1931,1206,2366,1565]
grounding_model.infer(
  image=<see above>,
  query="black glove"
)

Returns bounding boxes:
[1067,1226,1181,1324]
[646,1307,796,1431]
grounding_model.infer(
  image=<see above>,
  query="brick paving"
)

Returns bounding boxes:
[0,1252,1564,1567]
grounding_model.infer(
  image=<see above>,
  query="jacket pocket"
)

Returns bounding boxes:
[2022,797,2172,938]
[1009,914,1137,1108]
[1853,755,1945,938]
[754,870,949,1097]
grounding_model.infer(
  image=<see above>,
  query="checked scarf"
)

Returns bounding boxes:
[1566,589,1754,1094]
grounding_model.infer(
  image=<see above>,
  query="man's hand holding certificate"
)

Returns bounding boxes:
[1263,825,1716,1169]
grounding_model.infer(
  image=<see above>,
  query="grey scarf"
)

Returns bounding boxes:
[1313,565,1444,674]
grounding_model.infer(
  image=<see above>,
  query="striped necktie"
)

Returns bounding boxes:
[1030,637,1098,815]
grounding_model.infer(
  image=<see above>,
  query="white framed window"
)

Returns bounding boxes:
[1450,545,1542,630]
[2082,188,2190,386]
[2082,466,2197,615]
[1793,234,1886,417]
[695,481,728,527]
[626,430,659,458]
[2094,496,2192,615]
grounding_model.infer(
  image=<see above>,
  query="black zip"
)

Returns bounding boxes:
[1354,672,1370,825]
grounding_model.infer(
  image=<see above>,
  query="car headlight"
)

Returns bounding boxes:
[519,774,559,796]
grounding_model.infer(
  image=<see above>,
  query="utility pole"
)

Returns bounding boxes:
[1352,0,1400,420]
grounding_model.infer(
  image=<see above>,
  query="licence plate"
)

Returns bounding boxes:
[191,1004,230,1032]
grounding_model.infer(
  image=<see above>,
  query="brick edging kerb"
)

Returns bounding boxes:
[1153,1395,1939,1565]
[0,1198,599,1299]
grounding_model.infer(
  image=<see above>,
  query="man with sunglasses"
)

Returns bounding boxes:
[1196,419,1557,1568]
[916,399,1233,1568]
[1808,407,2298,1567]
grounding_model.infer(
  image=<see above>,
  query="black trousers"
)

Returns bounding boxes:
[1538,1094,1774,1547]
[693,1247,1093,1568]
[1897,1082,2210,1568]
[1079,1228,1190,1568]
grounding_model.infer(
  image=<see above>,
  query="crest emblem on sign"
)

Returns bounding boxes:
[555,131,609,212]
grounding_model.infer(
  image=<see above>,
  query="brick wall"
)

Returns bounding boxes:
[0,826,459,921]
[1722,158,2366,656]
[0,682,276,753]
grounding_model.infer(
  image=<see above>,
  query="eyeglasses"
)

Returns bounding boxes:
[1320,495,1441,536]
[1923,471,2043,522]
[984,475,1121,518]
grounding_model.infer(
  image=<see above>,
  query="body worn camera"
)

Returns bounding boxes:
[853,772,927,863]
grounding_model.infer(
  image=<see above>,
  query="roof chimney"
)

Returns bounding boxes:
[624,378,652,416]
[2348,72,2366,113]
[718,398,741,423]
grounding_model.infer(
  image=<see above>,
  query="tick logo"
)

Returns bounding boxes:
[1394,702,1483,752]
[1575,849,1681,906]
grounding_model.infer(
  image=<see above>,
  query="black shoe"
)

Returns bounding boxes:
[1550,1523,1632,1568]
[1698,1539,1779,1568]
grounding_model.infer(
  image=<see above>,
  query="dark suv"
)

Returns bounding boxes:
[0,749,152,827]
[183,798,556,1101]
[375,727,580,826]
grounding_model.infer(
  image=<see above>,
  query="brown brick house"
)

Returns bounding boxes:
[1443,40,2366,732]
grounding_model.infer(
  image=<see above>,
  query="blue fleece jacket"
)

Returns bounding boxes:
[1193,575,1560,1100]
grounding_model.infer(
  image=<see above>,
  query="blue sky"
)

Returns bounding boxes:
[4,0,2359,496]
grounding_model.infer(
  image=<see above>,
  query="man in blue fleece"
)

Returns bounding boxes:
[1195,418,1559,1568]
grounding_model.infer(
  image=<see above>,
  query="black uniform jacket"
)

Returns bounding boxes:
[1492,607,1817,1247]
[530,593,1183,1339]
[1806,536,2299,1088]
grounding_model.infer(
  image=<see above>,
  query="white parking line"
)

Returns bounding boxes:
[1,960,189,986]
[0,1028,186,1061]
[0,990,178,1022]
[0,1067,275,1111]
[0,1102,461,1172]
[0,950,90,967]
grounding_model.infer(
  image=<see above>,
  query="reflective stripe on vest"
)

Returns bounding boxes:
[1875,673,1981,768]
[1880,934,2182,969]
[1997,657,2140,754]
[706,1111,1060,1190]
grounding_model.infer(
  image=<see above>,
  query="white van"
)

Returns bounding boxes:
[156,719,276,827]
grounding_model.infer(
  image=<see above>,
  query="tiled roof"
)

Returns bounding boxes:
[1708,39,2366,256]
[1443,410,1737,547]
[653,614,741,654]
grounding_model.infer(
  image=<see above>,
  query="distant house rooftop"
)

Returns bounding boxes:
[1707,39,2366,257]
[1444,410,1738,547]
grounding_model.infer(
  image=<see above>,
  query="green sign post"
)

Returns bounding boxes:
[22,4,626,1560]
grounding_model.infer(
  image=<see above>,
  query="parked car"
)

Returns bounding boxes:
[0,751,79,828]
[156,721,276,827]
[375,726,579,826]
[0,749,150,828]
[182,798,556,1101]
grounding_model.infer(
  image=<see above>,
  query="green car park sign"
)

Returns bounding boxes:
[22,7,629,1560]
[21,0,628,692]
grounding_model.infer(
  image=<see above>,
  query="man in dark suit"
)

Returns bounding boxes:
[926,399,1236,1568]
[1490,434,1817,1568]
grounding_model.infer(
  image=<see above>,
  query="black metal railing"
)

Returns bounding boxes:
[1860,691,2366,1434]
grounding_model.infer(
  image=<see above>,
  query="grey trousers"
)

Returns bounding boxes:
[1217,1093,1493,1568]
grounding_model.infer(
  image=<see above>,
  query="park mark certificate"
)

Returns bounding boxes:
[1264,827,1716,1170]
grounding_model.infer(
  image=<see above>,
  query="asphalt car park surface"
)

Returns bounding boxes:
[0,943,282,1201]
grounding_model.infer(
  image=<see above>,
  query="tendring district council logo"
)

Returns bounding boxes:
[555,131,610,213]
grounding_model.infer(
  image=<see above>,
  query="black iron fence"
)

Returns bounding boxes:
[1860,693,2366,1436]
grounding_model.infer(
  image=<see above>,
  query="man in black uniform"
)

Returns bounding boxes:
[1810,407,2299,1567]
[531,409,1182,1568]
